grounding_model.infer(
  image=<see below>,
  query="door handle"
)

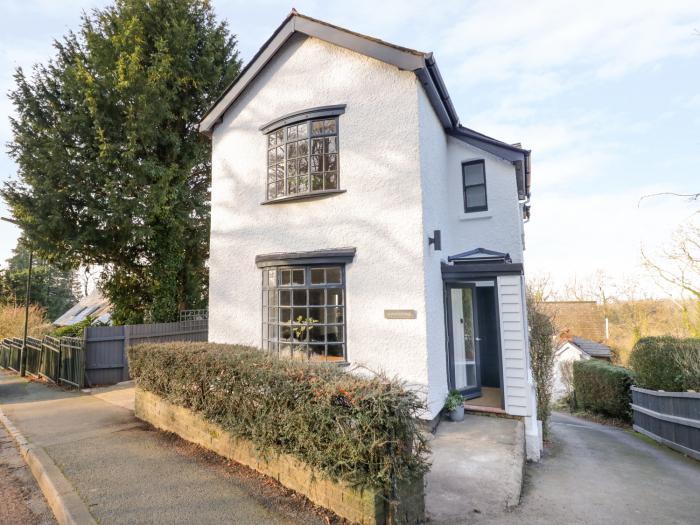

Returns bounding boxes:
[475,337,483,342]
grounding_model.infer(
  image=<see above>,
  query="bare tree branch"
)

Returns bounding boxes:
[638,192,700,208]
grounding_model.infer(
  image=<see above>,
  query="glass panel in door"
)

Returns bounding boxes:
[450,287,477,391]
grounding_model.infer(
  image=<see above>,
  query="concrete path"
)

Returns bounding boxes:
[425,414,524,524]
[472,411,700,525]
[0,372,336,525]
[0,422,56,524]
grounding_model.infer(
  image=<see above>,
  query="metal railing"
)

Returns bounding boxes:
[58,337,86,388]
[41,336,61,383]
[179,309,208,322]
[0,339,11,369]
[8,338,22,372]
[0,334,85,389]
[25,336,43,377]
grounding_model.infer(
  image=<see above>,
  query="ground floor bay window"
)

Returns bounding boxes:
[261,265,346,361]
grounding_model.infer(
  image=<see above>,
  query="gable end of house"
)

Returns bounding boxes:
[198,10,530,202]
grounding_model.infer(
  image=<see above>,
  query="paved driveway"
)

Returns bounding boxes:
[473,411,700,525]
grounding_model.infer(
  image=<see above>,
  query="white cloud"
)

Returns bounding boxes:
[438,0,700,87]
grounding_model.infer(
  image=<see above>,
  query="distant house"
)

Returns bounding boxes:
[53,289,111,326]
[201,11,543,459]
[561,336,612,360]
[552,336,613,400]
[542,301,613,400]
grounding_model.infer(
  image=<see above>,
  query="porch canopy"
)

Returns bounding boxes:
[441,247,523,280]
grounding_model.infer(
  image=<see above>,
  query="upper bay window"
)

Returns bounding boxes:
[462,160,487,213]
[261,105,346,203]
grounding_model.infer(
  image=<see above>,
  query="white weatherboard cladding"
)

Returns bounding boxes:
[497,274,542,459]
[496,274,528,415]
[209,35,430,389]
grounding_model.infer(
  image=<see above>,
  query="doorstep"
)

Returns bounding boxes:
[463,403,506,415]
[463,403,525,422]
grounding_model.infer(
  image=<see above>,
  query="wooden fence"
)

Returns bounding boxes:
[84,319,208,385]
[0,338,22,372]
[631,386,700,461]
[1,315,207,388]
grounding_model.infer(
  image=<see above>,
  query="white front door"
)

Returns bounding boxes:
[450,287,478,392]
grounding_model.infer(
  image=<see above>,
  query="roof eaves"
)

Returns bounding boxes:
[453,125,530,154]
[199,12,297,135]
[294,13,427,59]
[198,11,429,135]
[425,54,460,128]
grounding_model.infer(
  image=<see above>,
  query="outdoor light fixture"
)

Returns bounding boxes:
[428,230,441,251]
[1,216,32,377]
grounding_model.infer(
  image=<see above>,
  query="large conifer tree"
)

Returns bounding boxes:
[3,0,239,323]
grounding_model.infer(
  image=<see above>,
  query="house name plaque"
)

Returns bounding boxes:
[384,309,417,320]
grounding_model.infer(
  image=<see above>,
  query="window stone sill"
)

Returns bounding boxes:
[459,211,492,221]
[261,189,346,205]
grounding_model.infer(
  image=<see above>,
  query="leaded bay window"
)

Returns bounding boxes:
[266,118,339,200]
[262,265,346,361]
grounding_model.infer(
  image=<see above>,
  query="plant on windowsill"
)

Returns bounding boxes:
[292,316,319,359]
[444,390,465,422]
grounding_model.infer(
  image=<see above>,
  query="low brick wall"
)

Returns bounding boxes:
[135,388,425,525]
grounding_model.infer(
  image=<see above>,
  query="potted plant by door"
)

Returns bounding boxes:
[444,390,465,422]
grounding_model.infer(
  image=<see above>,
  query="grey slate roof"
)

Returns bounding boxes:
[571,337,612,358]
[447,247,512,263]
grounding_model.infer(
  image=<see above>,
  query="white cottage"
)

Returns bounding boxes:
[200,11,542,459]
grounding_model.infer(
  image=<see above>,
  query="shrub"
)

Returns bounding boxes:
[128,342,430,490]
[0,304,47,340]
[573,359,634,420]
[629,336,700,391]
[52,316,107,338]
[526,292,556,430]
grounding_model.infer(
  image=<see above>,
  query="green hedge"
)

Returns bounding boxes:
[128,342,429,490]
[573,359,634,419]
[629,336,700,392]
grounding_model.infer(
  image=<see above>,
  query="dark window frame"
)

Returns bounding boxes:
[461,160,488,213]
[261,264,347,363]
[263,106,346,204]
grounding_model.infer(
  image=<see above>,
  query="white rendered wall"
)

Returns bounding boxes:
[443,138,525,264]
[417,87,530,419]
[417,89,450,417]
[209,35,431,392]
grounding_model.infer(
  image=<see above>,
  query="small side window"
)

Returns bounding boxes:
[462,160,487,213]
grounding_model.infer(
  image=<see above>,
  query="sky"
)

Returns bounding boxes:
[1,0,699,297]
